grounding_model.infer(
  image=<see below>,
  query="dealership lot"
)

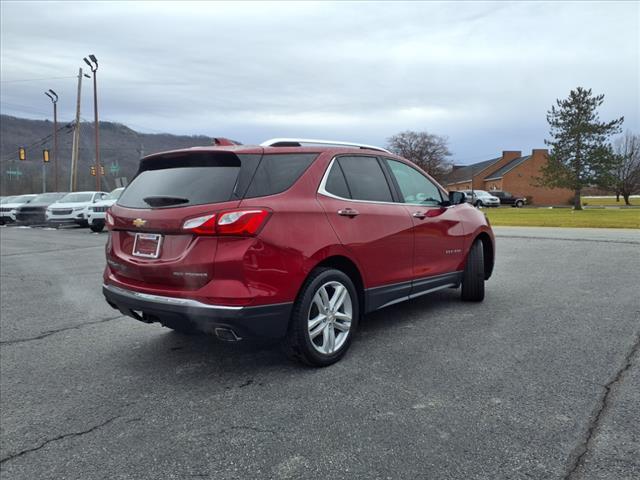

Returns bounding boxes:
[1,225,638,479]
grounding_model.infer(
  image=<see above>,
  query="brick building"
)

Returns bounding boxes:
[443,149,573,205]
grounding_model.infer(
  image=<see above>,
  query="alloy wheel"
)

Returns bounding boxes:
[307,281,353,354]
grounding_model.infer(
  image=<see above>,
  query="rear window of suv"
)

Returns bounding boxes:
[118,152,242,208]
[118,151,317,208]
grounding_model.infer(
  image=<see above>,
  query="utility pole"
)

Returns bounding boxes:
[84,55,100,191]
[42,161,46,193]
[70,68,83,191]
[44,89,59,191]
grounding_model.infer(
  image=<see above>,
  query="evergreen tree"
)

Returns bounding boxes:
[539,87,623,210]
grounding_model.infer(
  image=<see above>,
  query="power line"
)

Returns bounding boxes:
[0,101,53,117]
[0,75,77,84]
[0,122,74,163]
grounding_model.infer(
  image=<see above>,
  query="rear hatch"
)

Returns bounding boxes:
[107,149,262,290]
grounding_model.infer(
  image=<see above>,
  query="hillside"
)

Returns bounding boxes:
[0,115,214,195]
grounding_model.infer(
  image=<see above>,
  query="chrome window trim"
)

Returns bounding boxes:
[318,156,448,208]
[103,284,243,310]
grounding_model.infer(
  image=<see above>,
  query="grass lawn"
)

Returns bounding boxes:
[484,208,640,229]
[582,196,639,206]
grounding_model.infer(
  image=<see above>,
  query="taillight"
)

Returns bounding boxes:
[182,209,270,236]
[217,209,270,236]
[105,211,114,229]
[182,214,217,235]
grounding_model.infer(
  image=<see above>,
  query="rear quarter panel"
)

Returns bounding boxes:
[237,152,356,306]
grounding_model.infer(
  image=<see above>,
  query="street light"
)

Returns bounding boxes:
[44,89,59,191]
[83,54,100,191]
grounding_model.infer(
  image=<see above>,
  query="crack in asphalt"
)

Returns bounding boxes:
[0,415,121,466]
[563,333,640,480]
[0,315,124,346]
[496,235,640,245]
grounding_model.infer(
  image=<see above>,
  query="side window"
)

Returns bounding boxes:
[324,161,351,199]
[244,153,317,198]
[386,159,443,206]
[337,156,393,202]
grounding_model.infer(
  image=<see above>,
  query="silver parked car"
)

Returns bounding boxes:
[461,190,500,208]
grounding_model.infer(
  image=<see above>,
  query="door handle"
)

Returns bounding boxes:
[338,208,359,217]
[412,211,427,219]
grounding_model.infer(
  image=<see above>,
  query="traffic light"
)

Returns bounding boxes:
[18,147,26,161]
[90,165,96,176]
[100,165,105,176]
[43,149,50,163]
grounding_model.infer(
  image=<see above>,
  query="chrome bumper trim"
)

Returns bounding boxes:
[103,284,243,311]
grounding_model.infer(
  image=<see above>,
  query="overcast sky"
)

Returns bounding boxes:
[1,1,638,163]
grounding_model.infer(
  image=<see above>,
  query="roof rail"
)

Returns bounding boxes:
[260,138,391,154]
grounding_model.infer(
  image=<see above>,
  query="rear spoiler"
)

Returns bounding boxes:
[212,137,242,146]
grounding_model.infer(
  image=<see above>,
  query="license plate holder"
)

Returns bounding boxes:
[132,232,162,259]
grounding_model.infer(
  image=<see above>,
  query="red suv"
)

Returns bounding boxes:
[103,138,494,366]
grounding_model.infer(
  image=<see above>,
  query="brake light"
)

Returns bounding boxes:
[182,213,217,235]
[217,209,270,236]
[182,209,270,236]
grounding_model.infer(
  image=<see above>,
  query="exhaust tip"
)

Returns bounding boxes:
[214,327,242,342]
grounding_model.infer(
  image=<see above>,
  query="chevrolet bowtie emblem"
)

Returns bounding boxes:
[133,218,146,227]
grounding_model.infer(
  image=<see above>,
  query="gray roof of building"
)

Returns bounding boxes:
[484,155,531,180]
[444,157,501,184]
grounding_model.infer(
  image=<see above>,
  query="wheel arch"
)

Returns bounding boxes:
[308,255,365,318]
[473,232,494,280]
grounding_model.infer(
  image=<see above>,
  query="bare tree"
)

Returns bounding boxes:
[611,131,640,205]
[387,131,452,181]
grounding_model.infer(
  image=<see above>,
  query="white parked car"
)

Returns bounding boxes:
[461,190,500,208]
[0,194,37,224]
[45,191,108,227]
[85,187,124,232]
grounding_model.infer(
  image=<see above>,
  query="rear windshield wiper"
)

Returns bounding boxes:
[142,196,190,207]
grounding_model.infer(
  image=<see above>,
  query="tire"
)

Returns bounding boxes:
[475,200,484,208]
[515,200,524,208]
[283,267,359,367]
[90,223,104,233]
[461,240,485,302]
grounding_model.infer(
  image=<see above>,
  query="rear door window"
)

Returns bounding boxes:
[337,156,393,202]
[118,152,241,208]
[244,153,317,198]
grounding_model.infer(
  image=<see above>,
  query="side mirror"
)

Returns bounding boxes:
[449,191,467,205]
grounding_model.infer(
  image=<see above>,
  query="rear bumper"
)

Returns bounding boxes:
[102,283,292,340]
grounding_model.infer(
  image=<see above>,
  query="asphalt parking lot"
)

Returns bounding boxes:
[1,225,638,480]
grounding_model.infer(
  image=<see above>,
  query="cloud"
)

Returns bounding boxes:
[1,1,638,161]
